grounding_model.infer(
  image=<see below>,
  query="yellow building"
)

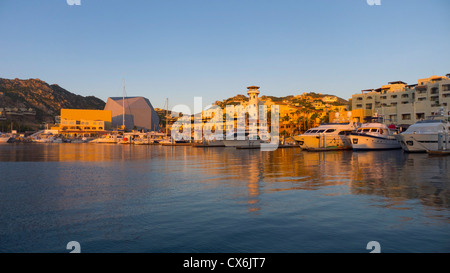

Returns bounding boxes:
[61,109,112,122]
[58,109,112,137]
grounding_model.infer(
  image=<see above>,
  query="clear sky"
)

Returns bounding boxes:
[1,0,449,112]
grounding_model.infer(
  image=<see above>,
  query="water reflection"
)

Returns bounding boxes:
[349,151,449,213]
[0,144,449,218]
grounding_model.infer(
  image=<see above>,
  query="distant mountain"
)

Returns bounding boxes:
[0,78,105,123]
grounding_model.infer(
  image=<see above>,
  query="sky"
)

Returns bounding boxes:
[1,0,449,112]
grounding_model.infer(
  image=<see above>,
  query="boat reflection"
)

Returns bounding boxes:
[0,144,448,218]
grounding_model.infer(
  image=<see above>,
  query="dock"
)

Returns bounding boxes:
[192,144,225,148]
[427,150,450,156]
[161,142,192,146]
[236,145,260,149]
[235,144,298,150]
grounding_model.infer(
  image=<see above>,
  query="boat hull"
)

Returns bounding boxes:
[222,139,261,147]
[350,134,401,150]
[292,134,352,151]
[396,133,449,152]
[0,137,11,143]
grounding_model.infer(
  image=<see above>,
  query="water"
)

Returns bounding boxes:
[0,144,449,253]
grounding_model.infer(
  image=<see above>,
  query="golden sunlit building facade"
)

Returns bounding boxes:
[58,109,112,137]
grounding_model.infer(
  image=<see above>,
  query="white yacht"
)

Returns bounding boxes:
[292,122,358,151]
[31,135,55,143]
[193,134,225,147]
[90,133,123,144]
[123,131,164,145]
[0,133,12,143]
[349,123,401,150]
[222,132,262,147]
[396,119,450,152]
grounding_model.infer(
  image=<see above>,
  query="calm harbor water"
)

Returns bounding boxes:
[0,143,449,253]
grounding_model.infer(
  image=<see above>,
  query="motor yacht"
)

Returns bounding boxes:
[396,119,450,152]
[0,133,12,143]
[222,132,262,147]
[292,122,359,151]
[90,133,123,144]
[349,123,401,150]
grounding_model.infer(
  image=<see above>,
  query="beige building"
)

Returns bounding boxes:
[351,75,450,125]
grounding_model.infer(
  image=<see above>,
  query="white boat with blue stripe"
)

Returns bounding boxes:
[349,123,401,150]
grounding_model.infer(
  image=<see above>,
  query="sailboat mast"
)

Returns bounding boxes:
[122,78,125,130]
[165,98,168,135]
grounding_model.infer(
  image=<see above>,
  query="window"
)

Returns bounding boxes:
[356,104,363,108]
[430,96,439,102]
[401,94,409,98]
[325,129,336,133]
[365,104,372,110]
[416,113,425,120]
[391,95,397,99]
[402,114,411,120]
[401,101,409,104]
[357,97,363,101]
[391,102,397,106]
[443,84,450,91]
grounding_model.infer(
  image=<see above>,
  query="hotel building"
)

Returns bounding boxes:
[351,75,450,125]
[57,109,112,137]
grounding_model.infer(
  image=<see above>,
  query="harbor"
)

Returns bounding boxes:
[1,0,450,257]
[0,143,448,253]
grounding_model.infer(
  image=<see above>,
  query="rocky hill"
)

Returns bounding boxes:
[215,92,348,108]
[0,78,105,125]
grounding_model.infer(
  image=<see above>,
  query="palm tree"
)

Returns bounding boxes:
[310,112,320,127]
[302,108,311,130]
[296,116,304,133]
